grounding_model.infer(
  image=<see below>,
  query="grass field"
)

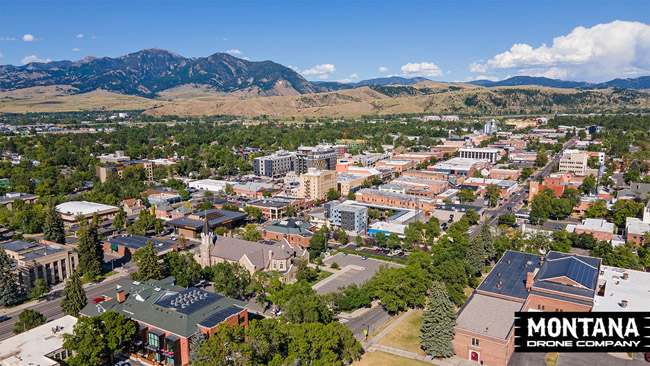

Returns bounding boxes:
[352,351,432,366]
[377,309,426,356]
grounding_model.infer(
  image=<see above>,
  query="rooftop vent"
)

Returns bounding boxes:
[621,300,628,308]
[497,272,501,277]
[623,273,629,280]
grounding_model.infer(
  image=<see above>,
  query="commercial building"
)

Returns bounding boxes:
[188,179,231,193]
[559,150,589,176]
[324,200,368,233]
[401,170,447,181]
[103,234,178,258]
[392,176,449,194]
[508,151,538,163]
[527,173,584,202]
[97,150,130,163]
[166,209,247,238]
[351,152,389,167]
[198,226,308,282]
[374,159,415,173]
[430,203,483,224]
[295,146,338,174]
[0,240,78,292]
[453,251,601,366]
[56,201,119,225]
[298,168,337,200]
[253,151,296,177]
[565,218,615,242]
[459,148,501,164]
[592,266,650,312]
[232,182,280,199]
[121,198,146,214]
[355,188,436,213]
[337,173,370,197]
[96,160,154,183]
[262,218,314,248]
[80,277,247,366]
[368,221,406,238]
[0,192,39,210]
[489,168,521,181]
[430,158,487,177]
[148,191,182,205]
[462,178,517,197]
[624,217,650,246]
[0,315,77,366]
[247,196,308,220]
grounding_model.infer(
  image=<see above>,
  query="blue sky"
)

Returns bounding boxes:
[1,0,649,83]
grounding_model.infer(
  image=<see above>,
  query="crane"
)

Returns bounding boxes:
[344,128,358,140]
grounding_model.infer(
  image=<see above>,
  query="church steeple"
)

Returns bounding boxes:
[199,210,215,267]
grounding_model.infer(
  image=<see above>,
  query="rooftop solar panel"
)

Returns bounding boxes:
[198,306,243,328]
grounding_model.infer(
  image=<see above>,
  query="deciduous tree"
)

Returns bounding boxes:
[13,308,46,334]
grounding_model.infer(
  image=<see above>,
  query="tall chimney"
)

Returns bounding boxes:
[525,272,534,291]
[116,290,126,303]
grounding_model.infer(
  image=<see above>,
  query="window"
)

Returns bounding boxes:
[239,316,245,325]
[148,332,160,349]
[537,304,545,310]
[471,338,479,346]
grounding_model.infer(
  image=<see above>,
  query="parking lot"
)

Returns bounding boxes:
[314,252,403,295]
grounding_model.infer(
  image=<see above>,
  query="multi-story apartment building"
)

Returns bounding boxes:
[459,148,501,164]
[253,151,296,177]
[624,217,650,246]
[96,160,154,183]
[298,168,337,200]
[324,201,368,233]
[0,240,78,292]
[559,150,588,176]
[355,188,436,213]
[295,146,338,174]
[0,192,39,210]
[566,218,615,242]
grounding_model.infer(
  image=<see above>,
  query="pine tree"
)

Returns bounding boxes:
[77,222,103,281]
[131,241,163,281]
[0,247,20,306]
[480,223,495,260]
[43,202,66,244]
[420,282,457,358]
[61,270,87,316]
[465,236,485,274]
[189,327,207,364]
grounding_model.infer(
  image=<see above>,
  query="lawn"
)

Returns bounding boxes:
[353,351,431,366]
[81,270,117,285]
[377,309,426,356]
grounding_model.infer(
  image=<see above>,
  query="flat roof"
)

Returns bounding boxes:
[456,293,522,340]
[477,250,542,300]
[356,188,435,204]
[592,266,650,312]
[56,201,118,216]
[105,234,177,253]
[0,315,77,366]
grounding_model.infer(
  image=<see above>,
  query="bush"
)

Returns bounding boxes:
[330,262,340,270]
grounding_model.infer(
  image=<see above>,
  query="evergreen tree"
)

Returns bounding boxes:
[0,247,20,306]
[420,282,457,358]
[61,270,87,316]
[465,236,485,274]
[76,221,103,281]
[43,202,65,244]
[480,223,495,260]
[113,207,126,231]
[131,241,163,281]
[189,327,207,364]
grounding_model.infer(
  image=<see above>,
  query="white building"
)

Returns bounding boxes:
[0,315,77,366]
[592,266,650,312]
[459,148,501,164]
[559,150,588,176]
[188,179,231,193]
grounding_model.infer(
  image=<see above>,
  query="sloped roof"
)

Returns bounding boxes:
[209,236,306,270]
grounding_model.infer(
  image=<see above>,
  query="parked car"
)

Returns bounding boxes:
[555,226,563,230]
[342,252,348,256]
[0,315,9,323]
[92,297,104,303]
[115,362,131,366]
[361,255,368,260]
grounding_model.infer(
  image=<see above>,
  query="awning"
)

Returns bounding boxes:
[165,334,180,343]
[148,328,165,337]
[110,244,118,251]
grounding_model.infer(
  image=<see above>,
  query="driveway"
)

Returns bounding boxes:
[314,253,402,294]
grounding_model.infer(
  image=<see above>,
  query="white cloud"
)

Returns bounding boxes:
[288,65,301,73]
[447,70,451,74]
[241,56,250,60]
[469,62,488,73]
[336,73,360,83]
[22,34,35,42]
[21,55,51,64]
[302,64,336,75]
[484,20,650,81]
[464,75,501,82]
[317,75,329,80]
[349,73,358,79]
[90,35,97,39]
[0,53,3,58]
[72,48,81,52]
[76,33,84,39]
[222,37,229,41]
[0,36,16,41]
[378,66,388,73]
[226,49,242,55]
[400,61,443,78]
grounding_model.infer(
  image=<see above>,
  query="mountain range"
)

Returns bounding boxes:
[0,48,648,98]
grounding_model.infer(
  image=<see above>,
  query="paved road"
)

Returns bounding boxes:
[471,138,575,239]
[0,274,127,341]
[340,305,391,341]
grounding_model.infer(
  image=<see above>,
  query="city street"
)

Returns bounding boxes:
[339,304,391,341]
[0,273,128,341]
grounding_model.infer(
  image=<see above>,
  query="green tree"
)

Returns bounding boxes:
[420,282,456,358]
[76,221,103,281]
[179,188,190,201]
[285,205,296,217]
[535,151,549,167]
[584,199,608,219]
[43,202,65,244]
[520,166,533,181]
[326,188,341,201]
[485,184,500,207]
[582,174,596,194]
[241,224,262,242]
[498,213,516,227]
[281,282,333,324]
[263,190,272,198]
[355,235,364,247]
[61,270,87,316]
[131,241,163,281]
[375,232,387,247]
[212,261,251,300]
[294,258,319,283]
[0,247,20,306]
[347,191,356,200]
[368,265,429,312]
[189,328,207,365]
[465,236,485,274]
[13,308,46,334]
[623,169,641,184]
[164,251,201,287]
[309,227,328,258]
[27,278,49,300]
[113,206,126,231]
[464,209,480,225]
[610,199,643,227]
[225,184,234,196]
[387,233,401,249]
[214,226,229,236]
[244,206,263,221]
[456,188,476,203]
[100,311,137,364]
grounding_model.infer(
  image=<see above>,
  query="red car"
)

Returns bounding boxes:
[92,297,104,303]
